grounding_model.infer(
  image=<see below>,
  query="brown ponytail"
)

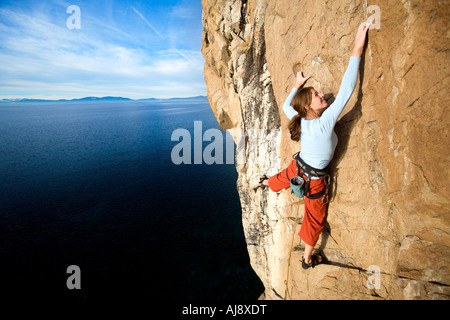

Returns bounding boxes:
[288,87,313,141]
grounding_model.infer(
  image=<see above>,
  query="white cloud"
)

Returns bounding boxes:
[0,6,206,99]
[170,5,196,19]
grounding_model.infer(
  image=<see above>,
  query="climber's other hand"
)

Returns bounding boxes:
[295,71,311,89]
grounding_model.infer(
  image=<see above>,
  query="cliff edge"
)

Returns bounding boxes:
[201,0,449,299]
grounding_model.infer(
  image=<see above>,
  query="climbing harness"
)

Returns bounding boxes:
[287,152,330,204]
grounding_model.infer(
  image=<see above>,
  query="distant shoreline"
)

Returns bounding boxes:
[0,96,208,103]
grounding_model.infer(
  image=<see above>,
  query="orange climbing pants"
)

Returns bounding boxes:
[268,160,328,247]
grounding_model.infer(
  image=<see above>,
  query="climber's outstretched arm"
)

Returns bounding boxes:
[282,21,370,120]
[318,21,370,130]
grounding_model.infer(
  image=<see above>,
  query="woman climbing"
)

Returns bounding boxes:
[260,21,370,269]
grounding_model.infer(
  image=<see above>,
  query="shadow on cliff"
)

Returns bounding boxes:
[319,43,368,251]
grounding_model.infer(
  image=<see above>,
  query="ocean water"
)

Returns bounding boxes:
[0,98,264,300]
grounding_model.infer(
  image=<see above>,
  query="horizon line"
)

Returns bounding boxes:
[0,95,208,102]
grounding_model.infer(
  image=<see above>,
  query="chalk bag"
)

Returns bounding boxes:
[290,176,306,198]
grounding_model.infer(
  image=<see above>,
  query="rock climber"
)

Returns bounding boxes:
[260,21,370,269]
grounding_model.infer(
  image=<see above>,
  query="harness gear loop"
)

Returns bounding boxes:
[321,174,330,204]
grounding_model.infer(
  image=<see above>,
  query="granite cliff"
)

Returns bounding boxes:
[201,0,449,299]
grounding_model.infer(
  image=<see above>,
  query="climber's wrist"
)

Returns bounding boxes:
[351,45,363,57]
[294,81,304,89]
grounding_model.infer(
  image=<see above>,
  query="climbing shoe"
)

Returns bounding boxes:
[259,175,269,190]
[301,253,324,270]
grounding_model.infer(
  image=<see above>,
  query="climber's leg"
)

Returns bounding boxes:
[267,160,297,192]
[299,177,328,256]
[266,161,328,269]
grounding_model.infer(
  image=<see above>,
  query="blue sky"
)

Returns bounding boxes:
[0,0,205,99]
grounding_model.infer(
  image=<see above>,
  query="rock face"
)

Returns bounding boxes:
[201,0,449,299]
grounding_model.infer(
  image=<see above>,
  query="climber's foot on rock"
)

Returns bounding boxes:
[302,254,324,270]
[253,175,269,190]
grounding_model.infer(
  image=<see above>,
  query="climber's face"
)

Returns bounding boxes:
[309,89,328,112]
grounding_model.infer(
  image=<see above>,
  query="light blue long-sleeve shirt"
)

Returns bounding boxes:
[282,56,361,170]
